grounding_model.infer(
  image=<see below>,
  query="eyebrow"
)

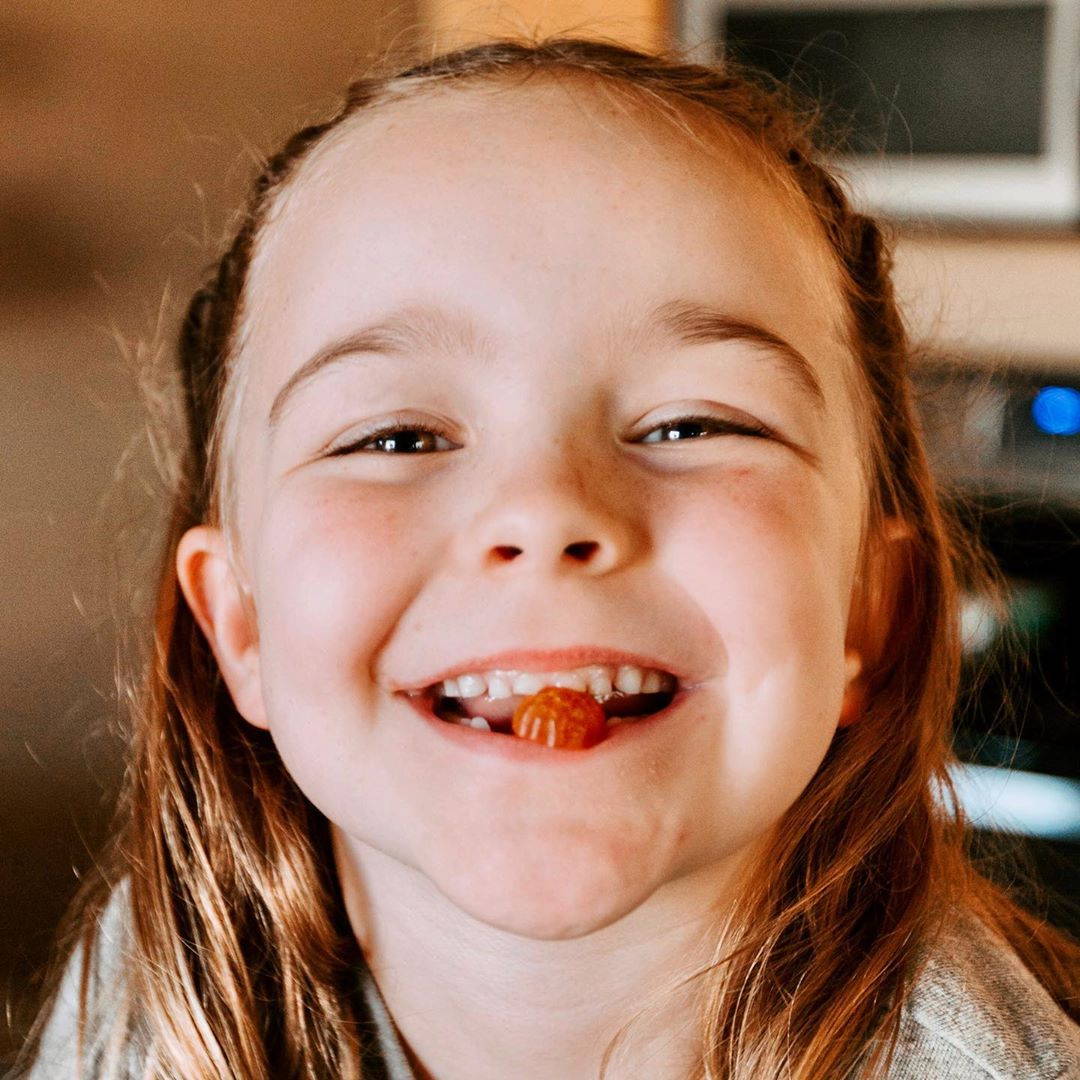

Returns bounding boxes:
[268,304,490,429]
[267,298,826,428]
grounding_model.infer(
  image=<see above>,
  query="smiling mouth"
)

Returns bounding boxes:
[420,684,678,734]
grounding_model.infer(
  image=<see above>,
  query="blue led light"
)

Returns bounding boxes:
[1031,386,1080,437]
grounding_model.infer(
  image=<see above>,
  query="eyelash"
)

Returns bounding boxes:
[326,421,455,456]
[639,415,772,443]
[325,414,773,456]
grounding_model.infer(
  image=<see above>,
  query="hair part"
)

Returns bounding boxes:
[15,31,1080,1080]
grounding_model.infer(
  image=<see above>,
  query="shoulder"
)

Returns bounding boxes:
[886,907,1080,1079]
[13,878,139,1079]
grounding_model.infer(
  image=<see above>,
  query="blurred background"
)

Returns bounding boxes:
[1,0,423,1060]
[2,0,1078,1063]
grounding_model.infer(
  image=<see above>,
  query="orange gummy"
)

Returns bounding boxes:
[511,686,608,749]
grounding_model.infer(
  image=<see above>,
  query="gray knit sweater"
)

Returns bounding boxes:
[15,883,1080,1079]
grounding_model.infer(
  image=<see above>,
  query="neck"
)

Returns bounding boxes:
[334,832,752,1080]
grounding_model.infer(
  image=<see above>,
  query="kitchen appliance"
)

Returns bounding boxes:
[913,360,1079,932]
[677,0,1080,224]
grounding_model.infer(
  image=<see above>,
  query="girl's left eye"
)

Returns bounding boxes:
[637,414,772,443]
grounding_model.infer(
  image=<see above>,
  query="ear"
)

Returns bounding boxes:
[839,516,912,728]
[175,525,268,729]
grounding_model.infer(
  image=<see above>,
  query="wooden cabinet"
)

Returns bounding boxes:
[419,0,671,52]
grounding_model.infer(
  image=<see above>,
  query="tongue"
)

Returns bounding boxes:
[458,694,522,722]
[456,690,667,722]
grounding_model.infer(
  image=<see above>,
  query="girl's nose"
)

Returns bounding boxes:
[457,454,645,577]
[482,523,630,576]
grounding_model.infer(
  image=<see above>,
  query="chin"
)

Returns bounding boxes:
[443,880,655,940]
[427,831,667,940]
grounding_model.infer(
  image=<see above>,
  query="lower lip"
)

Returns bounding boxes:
[397,686,696,763]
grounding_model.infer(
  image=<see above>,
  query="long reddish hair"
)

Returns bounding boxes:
[15,33,1080,1079]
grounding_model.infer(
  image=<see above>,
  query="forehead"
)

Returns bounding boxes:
[240,76,848,359]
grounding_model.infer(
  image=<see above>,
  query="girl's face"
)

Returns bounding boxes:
[181,80,869,939]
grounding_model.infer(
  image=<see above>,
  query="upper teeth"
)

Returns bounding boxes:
[433,664,676,701]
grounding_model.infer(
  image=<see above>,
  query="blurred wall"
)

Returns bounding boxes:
[1,0,418,1058]
[894,233,1080,372]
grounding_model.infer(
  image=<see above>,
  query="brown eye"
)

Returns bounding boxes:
[639,414,772,444]
[327,422,457,456]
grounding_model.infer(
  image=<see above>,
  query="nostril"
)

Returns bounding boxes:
[565,540,599,561]
[488,542,599,563]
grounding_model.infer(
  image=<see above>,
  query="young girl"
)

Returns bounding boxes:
[13,34,1080,1080]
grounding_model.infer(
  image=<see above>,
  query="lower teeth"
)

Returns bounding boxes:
[461,715,491,731]
[435,699,646,732]
[429,683,678,739]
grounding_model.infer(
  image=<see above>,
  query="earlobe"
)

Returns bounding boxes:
[175,525,268,730]
[840,515,913,728]
[837,649,864,728]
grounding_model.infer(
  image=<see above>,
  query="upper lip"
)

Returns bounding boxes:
[396,646,691,692]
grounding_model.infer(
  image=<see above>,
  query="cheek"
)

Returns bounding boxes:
[251,478,436,729]
[246,478,440,827]
[658,466,856,801]
[661,464,855,633]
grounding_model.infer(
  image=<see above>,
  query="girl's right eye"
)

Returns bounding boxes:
[326,421,458,456]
